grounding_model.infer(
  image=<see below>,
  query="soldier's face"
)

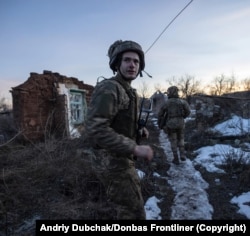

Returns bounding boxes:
[119,51,140,81]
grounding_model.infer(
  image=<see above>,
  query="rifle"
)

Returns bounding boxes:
[136,97,153,144]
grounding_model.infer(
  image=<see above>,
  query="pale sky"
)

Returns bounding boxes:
[1,0,250,101]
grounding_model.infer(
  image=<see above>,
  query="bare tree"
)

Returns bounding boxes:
[224,73,238,93]
[241,77,250,90]
[209,74,225,95]
[165,74,202,101]
[0,96,9,112]
[177,75,202,99]
[209,74,239,95]
[154,83,166,93]
[137,80,152,98]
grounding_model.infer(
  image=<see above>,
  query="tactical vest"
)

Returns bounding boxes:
[98,77,138,140]
[167,98,184,118]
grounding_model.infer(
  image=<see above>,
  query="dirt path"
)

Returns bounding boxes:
[158,130,214,219]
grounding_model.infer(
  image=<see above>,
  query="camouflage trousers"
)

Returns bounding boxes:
[164,127,185,159]
[91,149,146,220]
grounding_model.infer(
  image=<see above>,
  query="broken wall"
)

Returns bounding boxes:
[11,70,94,142]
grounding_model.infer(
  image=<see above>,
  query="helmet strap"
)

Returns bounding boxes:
[142,70,153,78]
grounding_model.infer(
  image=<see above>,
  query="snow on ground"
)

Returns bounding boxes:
[212,115,250,136]
[143,115,250,220]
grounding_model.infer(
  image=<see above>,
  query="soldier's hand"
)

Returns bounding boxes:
[138,127,149,139]
[133,145,153,162]
[142,127,149,138]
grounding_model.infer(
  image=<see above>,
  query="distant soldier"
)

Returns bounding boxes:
[158,86,191,165]
[86,40,153,219]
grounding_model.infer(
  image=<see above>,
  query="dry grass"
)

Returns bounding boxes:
[0,117,250,235]
[0,138,116,235]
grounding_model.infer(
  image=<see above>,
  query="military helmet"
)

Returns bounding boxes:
[167,86,179,98]
[108,40,145,73]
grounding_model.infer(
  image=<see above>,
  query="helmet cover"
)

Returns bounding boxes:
[167,86,179,98]
[108,40,145,73]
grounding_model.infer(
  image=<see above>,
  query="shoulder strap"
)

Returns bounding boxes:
[109,77,137,99]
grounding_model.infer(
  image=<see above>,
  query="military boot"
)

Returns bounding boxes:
[180,156,186,161]
[172,152,180,165]
[180,147,186,161]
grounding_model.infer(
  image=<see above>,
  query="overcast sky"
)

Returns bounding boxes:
[1,0,250,101]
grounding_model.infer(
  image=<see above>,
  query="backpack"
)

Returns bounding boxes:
[165,98,185,129]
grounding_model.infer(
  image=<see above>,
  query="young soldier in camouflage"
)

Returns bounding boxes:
[86,40,153,219]
[158,86,191,165]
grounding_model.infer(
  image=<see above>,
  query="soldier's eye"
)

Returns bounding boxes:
[123,58,140,64]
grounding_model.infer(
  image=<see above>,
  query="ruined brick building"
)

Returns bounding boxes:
[10,70,94,142]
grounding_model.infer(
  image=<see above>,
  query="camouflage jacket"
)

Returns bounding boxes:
[86,74,139,156]
[158,97,191,129]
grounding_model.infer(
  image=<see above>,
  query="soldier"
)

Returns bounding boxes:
[86,40,153,219]
[158,86,191,165]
